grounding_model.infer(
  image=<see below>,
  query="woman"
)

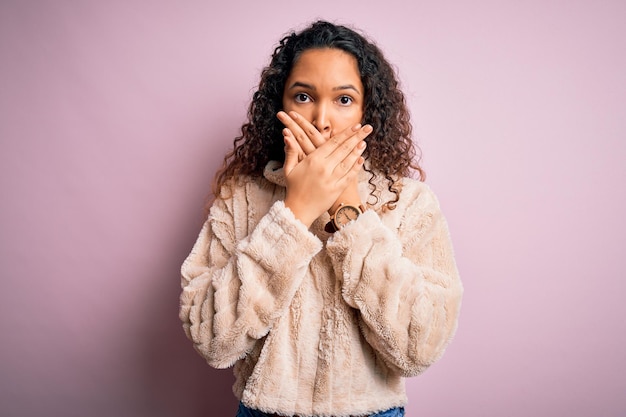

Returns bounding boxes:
[180,21,463,417]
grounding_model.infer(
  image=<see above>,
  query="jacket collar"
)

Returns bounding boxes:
[263,161,287,187]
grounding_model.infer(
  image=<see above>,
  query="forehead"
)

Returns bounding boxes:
[288,48,362,86]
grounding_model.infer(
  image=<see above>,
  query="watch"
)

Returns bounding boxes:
[325,203,365,233]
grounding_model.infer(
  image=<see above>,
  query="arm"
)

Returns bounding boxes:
[179,184,322,368]
[325,183,463,377]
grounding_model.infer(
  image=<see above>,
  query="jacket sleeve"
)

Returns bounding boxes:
[325,184,463,377]
[179,189,322,369]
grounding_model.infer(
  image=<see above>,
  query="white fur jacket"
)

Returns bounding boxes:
[180,161,463,417]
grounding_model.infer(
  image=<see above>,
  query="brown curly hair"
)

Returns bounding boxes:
[212,20,424,210]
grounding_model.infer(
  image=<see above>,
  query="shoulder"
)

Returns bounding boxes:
[397,177,441,210]
[217,174,274,197]
[360,167,439,211]
[209,175,273,220]
[210,173,284,232]
[366,171,440,213]
[384,177,445,238]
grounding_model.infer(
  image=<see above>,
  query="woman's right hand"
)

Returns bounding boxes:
[277,111,372,228]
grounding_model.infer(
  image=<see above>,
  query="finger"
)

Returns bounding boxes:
[287,111,326,149]
[277,111,317,154]
[326,122,363,145]
[333,154,366,193]
[321,124,373,161]
[282,128,306,158]
[282,133,301,175]
[333,139,367,178]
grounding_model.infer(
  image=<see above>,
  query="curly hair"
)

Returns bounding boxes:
[212,20,424,210]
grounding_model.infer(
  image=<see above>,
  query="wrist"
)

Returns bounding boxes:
[328,188,361,215]
[325,202,366,233]
[328,200,361,216]
[284,198,317,229]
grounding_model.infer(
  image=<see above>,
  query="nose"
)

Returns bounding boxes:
[312,103,331,137]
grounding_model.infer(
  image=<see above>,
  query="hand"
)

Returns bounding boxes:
[277,111,372,227]
[277,111,325,156]
[278,111,366,216]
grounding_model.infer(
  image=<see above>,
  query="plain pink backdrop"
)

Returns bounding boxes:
[1,1,625,416]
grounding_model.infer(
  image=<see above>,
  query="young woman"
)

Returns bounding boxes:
[179,21,463,417]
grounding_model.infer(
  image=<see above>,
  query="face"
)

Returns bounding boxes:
[282,48,364,140]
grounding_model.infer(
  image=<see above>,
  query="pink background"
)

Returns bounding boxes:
[1,1,625,416]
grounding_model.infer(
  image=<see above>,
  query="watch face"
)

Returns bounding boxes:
[334,205,361,228]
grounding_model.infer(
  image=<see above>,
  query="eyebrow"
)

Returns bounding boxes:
[287,81,362,95]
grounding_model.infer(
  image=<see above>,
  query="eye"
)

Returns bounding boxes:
[294,93,311,103]
[338,95,353,106]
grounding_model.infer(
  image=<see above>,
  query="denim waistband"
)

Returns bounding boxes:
[236,401,405,417]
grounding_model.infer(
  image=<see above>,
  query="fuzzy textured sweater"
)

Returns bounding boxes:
[180,161,463,417]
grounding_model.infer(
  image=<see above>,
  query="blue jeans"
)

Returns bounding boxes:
[236,401,405,417]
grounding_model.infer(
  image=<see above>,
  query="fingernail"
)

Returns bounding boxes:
[289,111,298,119]
[363,125,373,133]
[352,123,362,131]
[358,141,366,149]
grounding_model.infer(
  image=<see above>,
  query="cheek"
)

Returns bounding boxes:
[281,96,292,112]
[283,104,315,123]
[356,108,364,123]
[336,109,364,130]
